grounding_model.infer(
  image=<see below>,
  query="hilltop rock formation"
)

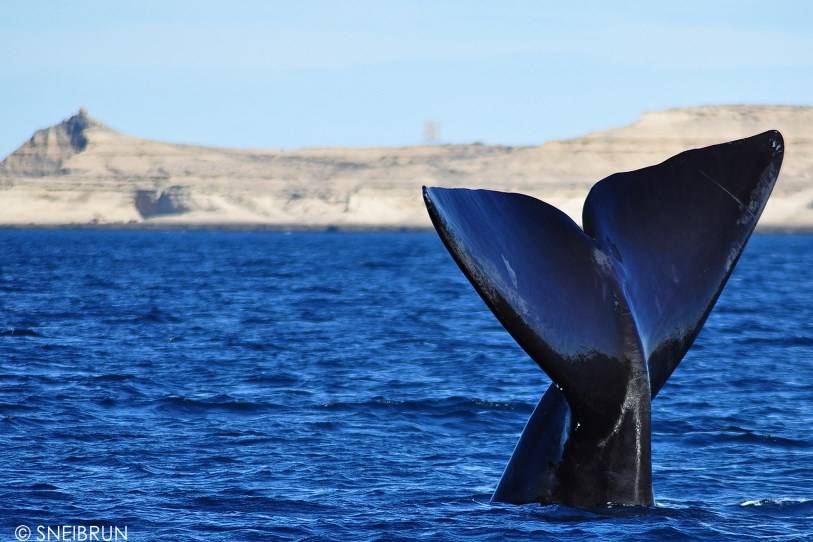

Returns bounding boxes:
[1,108,95,176]
[1,106,812,228]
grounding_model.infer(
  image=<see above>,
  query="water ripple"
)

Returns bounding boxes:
[0,231,811,541]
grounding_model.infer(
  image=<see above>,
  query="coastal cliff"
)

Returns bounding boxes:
[2,106,812,229]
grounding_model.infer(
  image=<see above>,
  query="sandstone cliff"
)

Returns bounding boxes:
[1,106,811,229]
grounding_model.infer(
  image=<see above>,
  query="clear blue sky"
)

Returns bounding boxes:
[2,0,811,157]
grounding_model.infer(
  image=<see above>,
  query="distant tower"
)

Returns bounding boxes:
[423,120,440,145]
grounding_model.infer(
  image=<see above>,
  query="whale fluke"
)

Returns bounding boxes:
[422,131,784,507]
[583,131,783,397]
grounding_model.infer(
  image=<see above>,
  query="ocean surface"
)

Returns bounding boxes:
[0,230,811,541]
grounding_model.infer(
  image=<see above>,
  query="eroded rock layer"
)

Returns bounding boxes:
[1,106,811,228]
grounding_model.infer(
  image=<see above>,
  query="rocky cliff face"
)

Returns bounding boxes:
[1,105,811,228]
[0,108,97,176]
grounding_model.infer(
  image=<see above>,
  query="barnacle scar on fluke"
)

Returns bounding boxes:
[422,131,784,507]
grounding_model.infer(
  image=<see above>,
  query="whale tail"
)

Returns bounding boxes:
[422,130,784,506]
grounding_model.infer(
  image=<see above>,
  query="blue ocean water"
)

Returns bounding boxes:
[0,230,811,541]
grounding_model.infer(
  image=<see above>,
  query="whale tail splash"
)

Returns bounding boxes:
[422,131,784,507]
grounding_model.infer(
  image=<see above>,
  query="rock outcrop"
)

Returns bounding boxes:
[1,106,812,229]
[1,108,96,176]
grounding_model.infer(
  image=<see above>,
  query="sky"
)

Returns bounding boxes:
[1,0,812,157]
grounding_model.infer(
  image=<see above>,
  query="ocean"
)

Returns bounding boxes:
[0,230,811,541]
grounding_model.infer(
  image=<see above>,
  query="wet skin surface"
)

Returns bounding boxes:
[423,131,784,507]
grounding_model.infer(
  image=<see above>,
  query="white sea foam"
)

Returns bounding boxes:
[740,497,812,507]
